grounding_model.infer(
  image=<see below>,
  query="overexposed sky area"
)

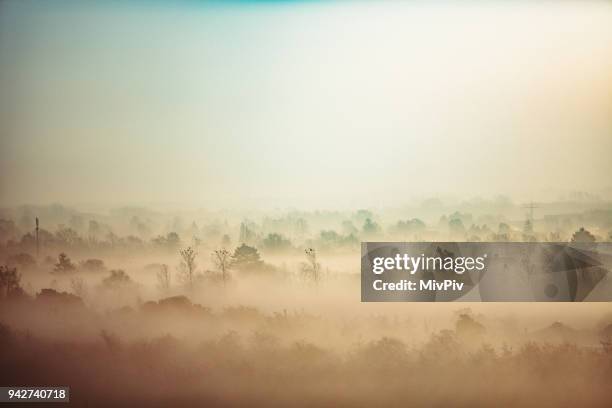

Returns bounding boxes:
[1,0,611,209]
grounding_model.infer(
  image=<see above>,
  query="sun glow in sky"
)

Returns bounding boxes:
[1,1,611,209]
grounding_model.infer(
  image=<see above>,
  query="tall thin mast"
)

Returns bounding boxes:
[35,217,39,258]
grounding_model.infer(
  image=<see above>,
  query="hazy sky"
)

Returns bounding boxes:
[1,0,611,209]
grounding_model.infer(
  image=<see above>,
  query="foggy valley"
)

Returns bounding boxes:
[1,199,612,406]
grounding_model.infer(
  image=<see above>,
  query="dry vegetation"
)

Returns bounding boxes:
[1,202,612,407]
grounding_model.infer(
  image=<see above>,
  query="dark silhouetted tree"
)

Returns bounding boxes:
[301,248,321,285]
[78,258,106,273]
[53,253,76,274]
[153,232,181,250]
[102,269,132,289]
[0,265,22,298]
[232,244,263,273]
[213,249,231,287]
[178,247,197,289]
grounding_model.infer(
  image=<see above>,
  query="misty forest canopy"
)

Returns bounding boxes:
[1,200,611,254]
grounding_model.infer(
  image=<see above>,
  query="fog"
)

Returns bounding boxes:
[1,200,612,406]
[2,0,612,406]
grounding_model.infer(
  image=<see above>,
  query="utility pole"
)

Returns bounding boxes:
[35,217,40,258]
[523,202,539,222]
[522,202,539,234]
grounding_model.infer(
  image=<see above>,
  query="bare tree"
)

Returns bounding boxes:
[0,265,22,298]
[156,264,171,292]
[179,247,197,290]
[302,248,321,285]
[213,249,231,287]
